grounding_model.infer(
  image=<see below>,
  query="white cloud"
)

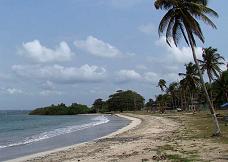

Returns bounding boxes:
[74,36,123,58]
[155,36,203,64]
[12,64,106,84]
[40,90,62,96]
[143,72,159,83]
[7,88,23,95]
[20,40,74,63]
[116,69,142,83]
[0,87,23,95]
[138,23,156,35]
[41,80,55,90]
[115,69,173,85]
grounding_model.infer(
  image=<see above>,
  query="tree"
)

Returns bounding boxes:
[93,98,104,113]
[199,47,225,105]
[107,90,145,112]
[156,94,172,113]
[179,62,201,109]
[145,98,155,112]
[212,78,228,107]
[155,0,221,135]
[166,82,178,109]
[199,47,225,81]
[157,79,167,92]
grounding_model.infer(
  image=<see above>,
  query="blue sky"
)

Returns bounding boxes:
[0,0,227,109]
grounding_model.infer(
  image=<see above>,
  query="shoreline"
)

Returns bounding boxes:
[5,114,141,162]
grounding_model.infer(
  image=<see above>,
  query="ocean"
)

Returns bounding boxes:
[0,110,130,161]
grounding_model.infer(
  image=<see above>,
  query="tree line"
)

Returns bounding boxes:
[155,47,227,112]
[29,90,145,115]
[29,103,95,115]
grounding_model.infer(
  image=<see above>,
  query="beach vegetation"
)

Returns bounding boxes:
[29,103,95,115]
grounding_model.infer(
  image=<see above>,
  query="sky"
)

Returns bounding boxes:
[0,0,227,110]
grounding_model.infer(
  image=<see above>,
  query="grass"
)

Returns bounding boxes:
[124,110,228,162]
[166,154,198,162]
[178,110,228,144]
[130,109,228,144]
[127,109,228,161]
[154,145,200,162]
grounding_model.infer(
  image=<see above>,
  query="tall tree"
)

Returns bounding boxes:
[155,0,221,135]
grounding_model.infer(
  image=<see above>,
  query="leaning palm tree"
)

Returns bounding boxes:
[155,0,221,135]
[157,79,167,92]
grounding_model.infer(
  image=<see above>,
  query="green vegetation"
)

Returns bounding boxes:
[29,103,95,115]
[30,90,145,115]
[165,154,197,162]
[92,90,145,113]
[180,111,228,144]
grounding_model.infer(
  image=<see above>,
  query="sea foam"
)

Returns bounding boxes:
[0,115,109,149]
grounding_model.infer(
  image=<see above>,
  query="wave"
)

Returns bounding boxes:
[0,115,109,149]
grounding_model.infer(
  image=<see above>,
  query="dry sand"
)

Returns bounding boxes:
[5,113,228,162]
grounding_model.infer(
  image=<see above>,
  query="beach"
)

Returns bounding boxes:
[6,113,228,162]
[5,113,175,162]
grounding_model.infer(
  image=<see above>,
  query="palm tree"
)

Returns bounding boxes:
[157,79,167,92]
[199,47,225,82]
[155,0,221,135]
[166,82,178,109]
[199,47,225,105]
[179,62,201,90]
[179,62,201,111]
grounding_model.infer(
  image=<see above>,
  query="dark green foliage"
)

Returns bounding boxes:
[107,90,145,112]
[91,98,109,113]
[157,79,167,92]
[155,0,218,47]
[199,47,224,81]
[212,70,228,106]
[92,98,104,113]
[29,103,94,115]
[145,99,154,107]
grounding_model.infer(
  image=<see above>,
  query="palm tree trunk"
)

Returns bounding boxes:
[184,90,187,111]
[172,95,175,109]
[187,31,221,136]
[208,78,214,109]
[181,90,183,110]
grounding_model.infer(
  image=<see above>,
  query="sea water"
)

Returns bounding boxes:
[0,110,129,161]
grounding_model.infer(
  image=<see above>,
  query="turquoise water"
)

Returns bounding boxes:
[0,110,129,161]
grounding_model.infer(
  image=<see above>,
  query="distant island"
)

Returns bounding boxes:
[29,90,145,115]
[29,103,95,115]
